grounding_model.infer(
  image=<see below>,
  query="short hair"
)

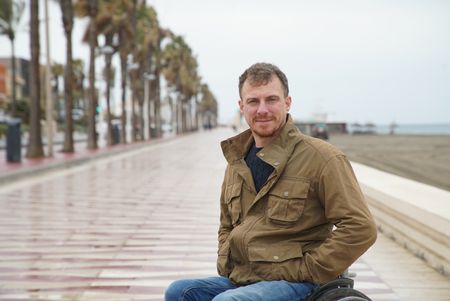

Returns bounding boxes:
[238,63,289,98]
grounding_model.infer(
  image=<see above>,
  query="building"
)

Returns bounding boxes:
[0,64,7,107]
[294,121,348,136]
[0,57,31,110]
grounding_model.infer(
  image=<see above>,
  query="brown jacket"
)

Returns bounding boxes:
[217,116,377,285]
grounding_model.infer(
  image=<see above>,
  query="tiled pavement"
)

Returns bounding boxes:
[0,134,175,186]
[0,129,448,300]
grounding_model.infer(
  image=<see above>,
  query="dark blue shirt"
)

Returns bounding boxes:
[245,143,274,192]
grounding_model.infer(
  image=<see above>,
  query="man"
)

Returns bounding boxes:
[165,63,377,301]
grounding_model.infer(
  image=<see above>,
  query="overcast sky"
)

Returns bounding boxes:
[1,0,449,124]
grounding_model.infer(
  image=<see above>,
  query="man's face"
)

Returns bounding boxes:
[239,76,291,145]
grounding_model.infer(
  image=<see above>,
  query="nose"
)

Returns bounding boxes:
[256,101,269,115]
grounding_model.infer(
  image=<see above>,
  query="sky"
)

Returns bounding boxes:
[1,0,449,125]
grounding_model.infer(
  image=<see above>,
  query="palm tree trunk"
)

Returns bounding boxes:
[130,0,138,142]
[119,47,127,144]
[53,72,60,121]
[104,34,114,146]
[173,96,178,134]
[148,81,153,139]
[61,0,74,152]
[129,70,138,141]
[131,88,137,142]
[154,70,162,137]
[136,80,144,141]
[181,98,187,133]
[139,102,144,140]
[176,96,182,134]
[62,32,74,152]
[169,95,175,133]
[187,98,192,132]
[193,97,198,131]
[149,79,158,138]
[87,1,98,149]
[26,0,44,158]
[105,53,113,145]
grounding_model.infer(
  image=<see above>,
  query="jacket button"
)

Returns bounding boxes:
[259,153,265,157]
[283,191,289,197]
[274,161,279,166]
[273,255,279,260]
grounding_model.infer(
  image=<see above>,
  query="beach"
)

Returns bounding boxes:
[328,134,450,192]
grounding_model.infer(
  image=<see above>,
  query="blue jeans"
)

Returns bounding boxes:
[165,276,317,301]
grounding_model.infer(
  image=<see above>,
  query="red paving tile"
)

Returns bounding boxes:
[0,141,142,176]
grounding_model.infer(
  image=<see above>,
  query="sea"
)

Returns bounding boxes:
[368,123,450,135]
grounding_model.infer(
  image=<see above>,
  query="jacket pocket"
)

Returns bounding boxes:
[267,179,309,226]
[248,243,303,281]
[225,181,243,227]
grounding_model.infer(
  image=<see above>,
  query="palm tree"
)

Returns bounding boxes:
[0,0,25,117]
[75,0,99,149]
[103,32,115,145]
[59,0,75,152]
[147,27,175,137]
[95,0,136,145]
[144,12,170,138]
[162,34,200,133]
[129,0,139,142]
[115,0,136,143]
[136,3,160,140]
[95,2,116,146]
[26,0,44,158]
[72,58,85,113]
[124,1,156,141]
[199,83,218,129]
[192,79,201,131]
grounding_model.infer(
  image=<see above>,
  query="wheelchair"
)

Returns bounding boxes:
[307,274,372,301]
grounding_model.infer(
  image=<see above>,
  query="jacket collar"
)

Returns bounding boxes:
[221,114,303,165]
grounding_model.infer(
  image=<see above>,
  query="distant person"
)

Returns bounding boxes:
[389,122,397,135]
[165,63,377,301]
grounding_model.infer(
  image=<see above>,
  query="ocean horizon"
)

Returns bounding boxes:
[362,123,450,135]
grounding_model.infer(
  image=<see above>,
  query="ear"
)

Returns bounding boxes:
[239,99,244,113]
[285,96,292,111]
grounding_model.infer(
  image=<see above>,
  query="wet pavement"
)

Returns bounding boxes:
[0,129,448,300]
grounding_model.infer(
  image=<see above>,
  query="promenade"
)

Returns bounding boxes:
[0,128,448,300]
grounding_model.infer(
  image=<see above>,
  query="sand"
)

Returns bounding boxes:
[328,134,450,192]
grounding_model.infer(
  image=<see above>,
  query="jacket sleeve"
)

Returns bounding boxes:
[299,155,377,284]
[217,167,233,277]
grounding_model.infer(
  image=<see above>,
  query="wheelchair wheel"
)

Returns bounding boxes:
[314,287,371,301]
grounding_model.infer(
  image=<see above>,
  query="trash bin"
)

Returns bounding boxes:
[150,127,158,138]
[112,124,120,145]
[6,118,21,163]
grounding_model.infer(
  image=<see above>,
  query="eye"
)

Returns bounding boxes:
[268,96,279,102]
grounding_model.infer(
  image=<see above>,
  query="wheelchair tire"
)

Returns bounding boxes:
[314,287,371,301]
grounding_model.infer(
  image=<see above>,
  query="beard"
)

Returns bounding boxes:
[250,118,284,138]
[252,126,279,138]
